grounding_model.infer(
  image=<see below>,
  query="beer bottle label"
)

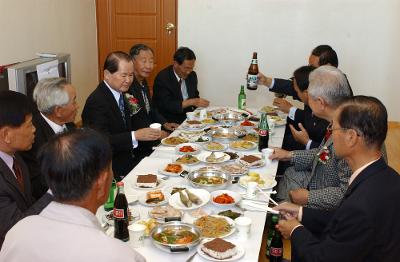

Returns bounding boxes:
[251,59,258,64]
[239,99,246,109]
[270,247,283,257]
[259,129,268,136]
[113,208,125,219]
[247,74,258,87]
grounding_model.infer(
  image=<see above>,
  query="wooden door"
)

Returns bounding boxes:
[96,0,177,94]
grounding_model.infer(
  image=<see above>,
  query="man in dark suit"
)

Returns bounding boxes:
[0,91,52,248]
[82,51,161,180]
[20,77,78,199]
[152,47,210,123]
[128,44,179,160]
[274,96,400,262]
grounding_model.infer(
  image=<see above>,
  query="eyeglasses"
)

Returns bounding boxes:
[327,126,361,136]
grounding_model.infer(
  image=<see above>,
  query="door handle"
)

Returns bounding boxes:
[165,22,175,34]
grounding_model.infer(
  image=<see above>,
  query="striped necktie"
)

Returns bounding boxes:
[118,94,126,125]
[12,158,24,192]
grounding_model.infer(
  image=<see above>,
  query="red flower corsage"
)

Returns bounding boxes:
[124,93,141,115]
[317,146,330,164]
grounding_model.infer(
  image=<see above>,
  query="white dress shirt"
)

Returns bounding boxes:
[173,70,189,100]
[40,113,67,134]
[104,80,138,148]
[0,201,146,262]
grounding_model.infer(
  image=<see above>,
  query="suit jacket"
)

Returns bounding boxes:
[20,113,75,199]
[290,136,352,209]
[291,158,400,262]
[153,65,200,123]
[82,81,136,180]
[282,105,329,151]
[128,78,166,159]
[0,153,52,248]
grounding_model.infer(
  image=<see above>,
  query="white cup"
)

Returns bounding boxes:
[199,109,207,120]
[235,216,252,238]
[149,123,162,130]
[267,117,276,134]
[246,181,258,199]
[186,112,196,120]
[262,148,274,166]
[129,223,146,248]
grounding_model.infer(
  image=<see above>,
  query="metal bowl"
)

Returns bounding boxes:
[186,167,232,192]
[207,127,247,143]
[150,221,201,253]
[212,112,245,125]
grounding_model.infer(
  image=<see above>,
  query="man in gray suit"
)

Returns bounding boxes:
[270,66,352,209]
[0,91,52,248]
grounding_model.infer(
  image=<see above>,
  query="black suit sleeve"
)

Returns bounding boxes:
[292,205,374,262]
[82,96,133,153]
[270,78,300,100]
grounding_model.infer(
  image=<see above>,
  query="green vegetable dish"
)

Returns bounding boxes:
[192,176,226,185]
[218,210,241,220]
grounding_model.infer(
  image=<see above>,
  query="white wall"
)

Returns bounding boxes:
[178,0,400,121]
[0,0,98,120]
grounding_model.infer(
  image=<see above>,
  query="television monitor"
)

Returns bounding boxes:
[3,53,71,100]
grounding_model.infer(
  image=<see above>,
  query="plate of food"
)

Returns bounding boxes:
[139,190,168,207]
[198,238,245,261]
[211,190,242,208]
[181,120,207,130]
[201,118,217,125]
[194,215,235,239]
[149,205,183,223]
[220,163,248,176]
[259,105,278,114]
[241,133,258,143]
[217,209,243,220]
[240,119,256,128]
[168,188,210,211]
[102,209,140,226]
[238,172,277,190]
[223,151,240,161]
[175,154,201,165]
[132,174,165,190]
[197,152,230,164]
[269,115,286,126]
[161,136,189,147]
[237,155,265,168]
[175,143,201,155]
[229,140,257,151]
[203,141,227,152]
[158,163,184,176]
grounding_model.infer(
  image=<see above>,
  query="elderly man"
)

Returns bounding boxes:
[128,44,179,160]
[0,129,145,261]
[0,91,52,248]
[82,51,161,180]
[274,96,400,261]
[20,77,78,199]
[271,65,353,209]
[152,47,210,123]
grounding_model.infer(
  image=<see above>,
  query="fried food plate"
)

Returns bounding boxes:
[161,136,189,147]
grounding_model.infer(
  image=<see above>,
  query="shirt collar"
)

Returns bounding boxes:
[349,158,380,185]
[40,113,66,134]
[103,80,122,104]
[173,69,182,82]
[0,150,14,173]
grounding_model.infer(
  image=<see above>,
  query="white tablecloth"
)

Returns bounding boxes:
[96,107,285,262]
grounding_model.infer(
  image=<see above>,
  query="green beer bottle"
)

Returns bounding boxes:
[266,214,279,257]
[104,179,116,211]
[238,85,246,110]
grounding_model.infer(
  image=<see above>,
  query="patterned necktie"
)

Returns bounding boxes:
[118,94,126,125]
[140,85,150,114]
[324,125,332,142]
[12,158,24,192]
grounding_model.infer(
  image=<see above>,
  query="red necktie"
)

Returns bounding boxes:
[324,127,332,142]
[12,159,25,192]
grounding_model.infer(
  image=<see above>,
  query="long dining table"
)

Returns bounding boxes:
[96,106,285,262]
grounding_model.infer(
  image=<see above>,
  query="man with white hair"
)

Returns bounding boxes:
[270,65,353,210]
[20,77,78,199]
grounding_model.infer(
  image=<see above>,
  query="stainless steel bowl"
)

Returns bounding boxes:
[207,127,247,143]
[150,221,201,253]
[187,167,232,192]
[212,112,245,125]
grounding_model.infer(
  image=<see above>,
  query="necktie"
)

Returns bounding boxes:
[118,94,126,125]
[324,125,332,142]
[141,85,150,114]
[12,158,24,192]
[179,78,189,100]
